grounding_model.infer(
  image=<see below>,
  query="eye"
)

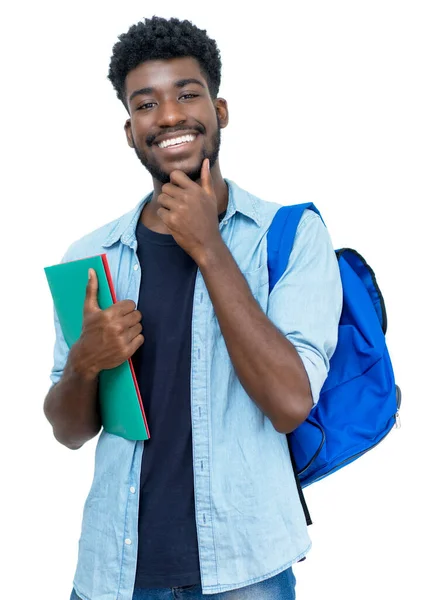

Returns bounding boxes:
[180,93,199,101]
[138,102,156,111]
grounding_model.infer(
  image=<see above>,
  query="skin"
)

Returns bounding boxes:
[44,56,313,449]
[123,58,229,233]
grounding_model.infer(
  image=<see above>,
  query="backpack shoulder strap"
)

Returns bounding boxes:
[267,203,323,292]
[267,202,323,527]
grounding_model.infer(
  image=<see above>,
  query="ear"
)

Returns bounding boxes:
[215,98,229,129]
[124,119,134,148]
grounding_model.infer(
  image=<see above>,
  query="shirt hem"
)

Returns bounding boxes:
[200,542,312,595]
[71,584,89,600]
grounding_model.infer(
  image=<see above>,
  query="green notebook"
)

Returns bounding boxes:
[45,254,150,441]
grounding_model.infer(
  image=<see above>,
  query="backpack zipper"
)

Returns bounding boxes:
[295,422,326,477]
[300,385,402,484]
[306,413,397,486]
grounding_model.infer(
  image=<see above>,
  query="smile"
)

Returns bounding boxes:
[157,134,197,149]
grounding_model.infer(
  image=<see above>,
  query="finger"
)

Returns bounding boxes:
[126,322,143,343]
[112,299,137,316]
[84,269,100,313]
[161,182,184,199]
[169,169,195,189]
[157,206,170,224]
[123,309,142,327]
[200,158,213,196]
[128,333,145,356]
[157,192,176,211]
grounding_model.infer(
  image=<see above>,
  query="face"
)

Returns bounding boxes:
[124,57,228,184]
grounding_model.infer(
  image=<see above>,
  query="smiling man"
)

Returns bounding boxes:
[43,16,342,600]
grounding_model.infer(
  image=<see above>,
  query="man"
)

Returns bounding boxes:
[44,16,342,600]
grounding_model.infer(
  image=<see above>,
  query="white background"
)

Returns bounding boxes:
[1,1,436,599]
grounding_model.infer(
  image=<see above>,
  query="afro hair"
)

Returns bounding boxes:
[108,16,222,108]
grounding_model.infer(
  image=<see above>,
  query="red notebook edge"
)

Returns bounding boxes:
[100,254,150,440]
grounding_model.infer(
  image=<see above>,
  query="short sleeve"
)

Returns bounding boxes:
[267,210,343,405]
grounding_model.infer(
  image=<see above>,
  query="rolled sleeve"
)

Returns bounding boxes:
[49,305,70,388]
[48,248,74,389]
[267,210,343,405]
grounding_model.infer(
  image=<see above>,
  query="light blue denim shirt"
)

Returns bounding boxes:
[50,180,342,599]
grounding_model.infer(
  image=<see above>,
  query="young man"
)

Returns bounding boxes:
[44,16,342,600]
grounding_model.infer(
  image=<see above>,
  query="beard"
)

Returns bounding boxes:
[132,116,222,184]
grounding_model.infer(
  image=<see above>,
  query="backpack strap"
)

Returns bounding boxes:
[267,202,323,528]
[267,203,323,292]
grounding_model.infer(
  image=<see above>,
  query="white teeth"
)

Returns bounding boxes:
[158,134,196,149]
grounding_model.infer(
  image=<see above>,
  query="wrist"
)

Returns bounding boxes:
[68,341,100,382]
[196,236,228,271]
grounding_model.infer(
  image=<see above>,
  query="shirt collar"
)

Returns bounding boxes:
[102,179,261,249]
[102,193,152,248]
[224,179,262,227]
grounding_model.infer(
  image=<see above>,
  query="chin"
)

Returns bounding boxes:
[170,157,203,172]
[164,160,203,181]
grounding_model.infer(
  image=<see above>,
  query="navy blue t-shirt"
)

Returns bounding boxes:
[132,220,201,588]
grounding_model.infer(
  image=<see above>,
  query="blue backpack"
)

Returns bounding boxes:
[267,204,401,522]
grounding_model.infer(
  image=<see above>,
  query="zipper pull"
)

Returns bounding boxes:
[395,411,401,429]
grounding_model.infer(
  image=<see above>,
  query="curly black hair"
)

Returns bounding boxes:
[108,16,222,109]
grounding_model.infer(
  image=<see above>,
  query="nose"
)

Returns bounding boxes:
[156,99,187,128]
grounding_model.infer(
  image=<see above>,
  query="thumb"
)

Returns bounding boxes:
[200,158,213,196]
[84,268,100,313]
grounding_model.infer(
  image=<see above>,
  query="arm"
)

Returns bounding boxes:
[156,162,342,434]
[198,240,313,433]
[198,211,342,433]
[43,346,101,450]
[44,269,144,449]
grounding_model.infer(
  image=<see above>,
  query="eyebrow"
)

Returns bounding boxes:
[129,78,206,103]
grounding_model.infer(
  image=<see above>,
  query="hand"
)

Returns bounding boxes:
[157,158,224,264]
[71,269,144,378]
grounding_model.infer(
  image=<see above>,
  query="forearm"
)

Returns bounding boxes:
[198,241,312,433]
[44,343,101,449]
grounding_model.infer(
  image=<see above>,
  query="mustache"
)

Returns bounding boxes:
[146,124,206,147]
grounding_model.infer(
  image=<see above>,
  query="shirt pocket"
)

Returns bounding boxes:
[210,264,270,341]
[241,264,269,306]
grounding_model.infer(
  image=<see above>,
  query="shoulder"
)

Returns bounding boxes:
[63,218,119,261]
[61,198,148,262]
[227,180,323,233]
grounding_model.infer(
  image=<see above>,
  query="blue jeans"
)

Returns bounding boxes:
[70,567,296,599]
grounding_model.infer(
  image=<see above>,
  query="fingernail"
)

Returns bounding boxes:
[88,269,92,279]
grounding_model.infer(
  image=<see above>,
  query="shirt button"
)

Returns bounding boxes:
[133,264,139,271]
[125,538,132,545]
[130,486,136,494]
[223,220,228,226]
